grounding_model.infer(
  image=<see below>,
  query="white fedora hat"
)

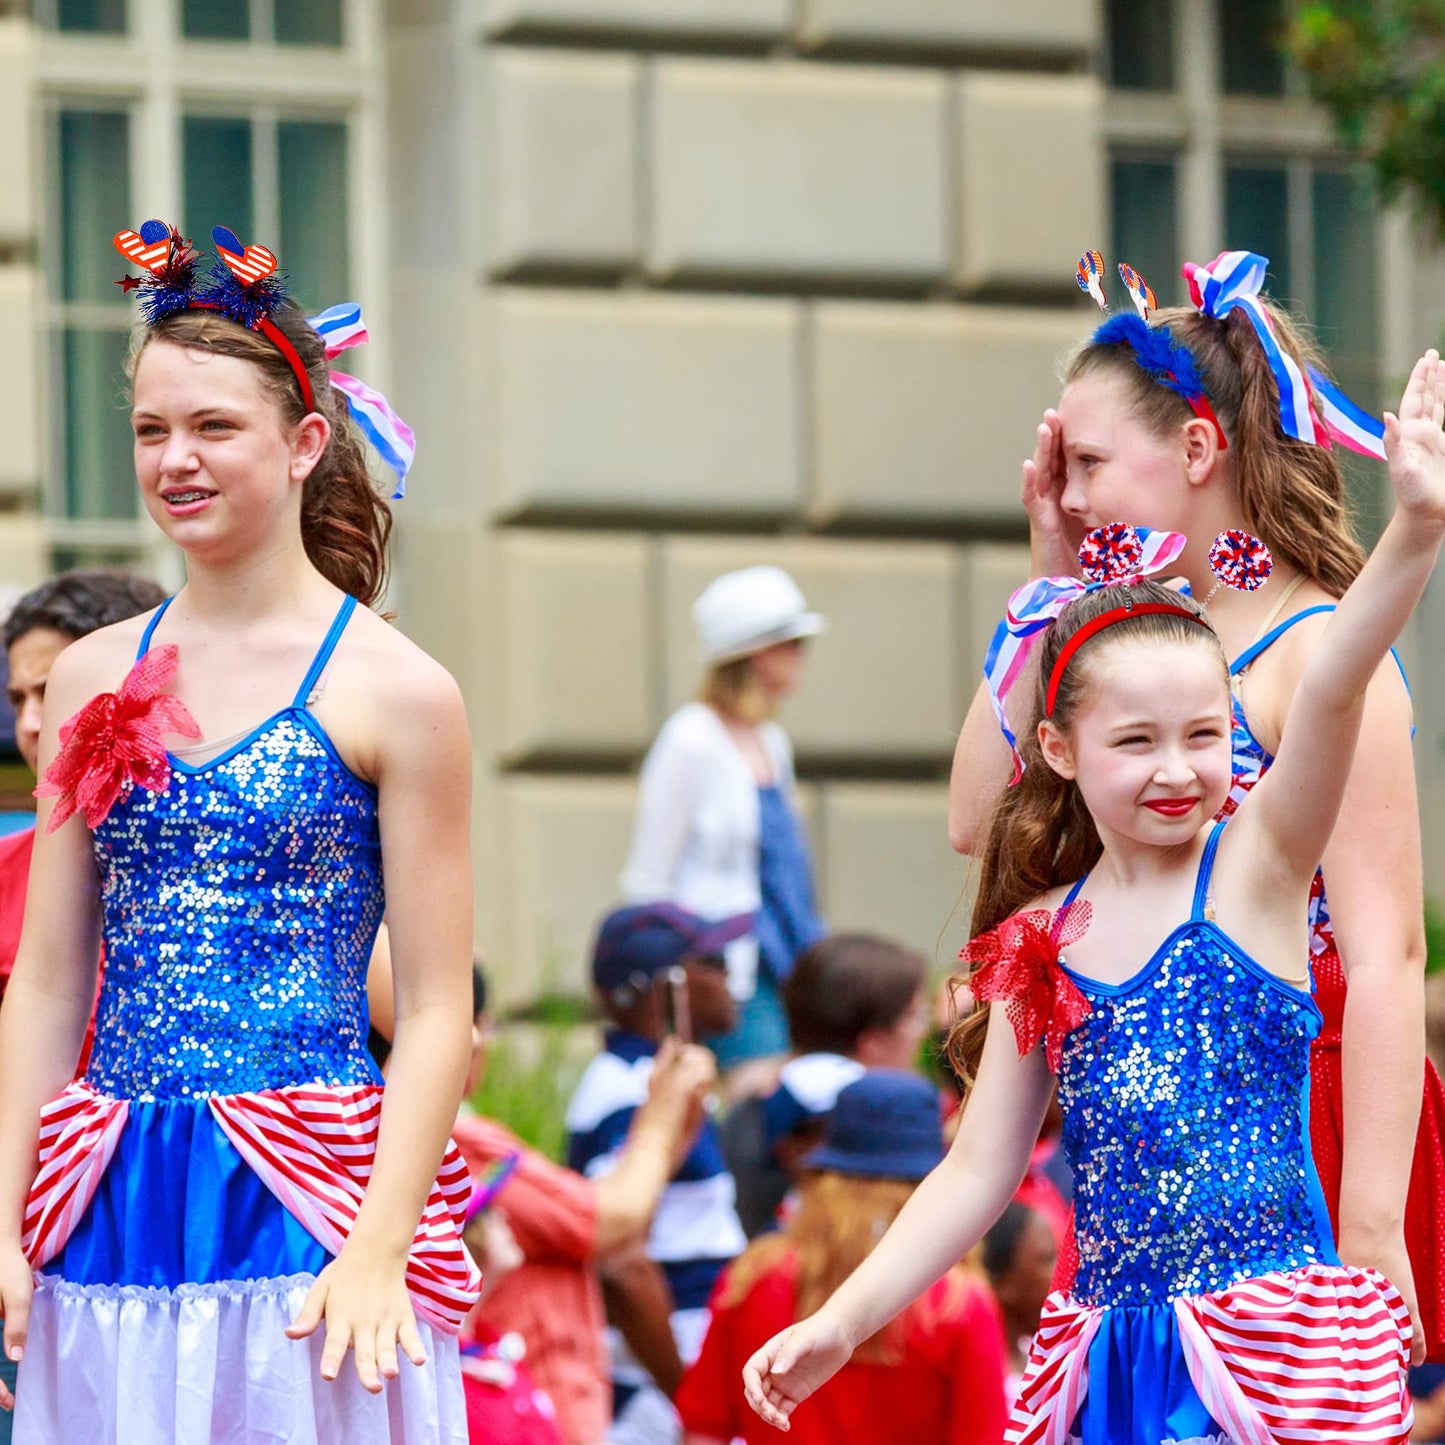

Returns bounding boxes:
[693,566,827,664]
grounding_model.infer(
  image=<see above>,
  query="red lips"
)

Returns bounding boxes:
[1144,798,1200,817]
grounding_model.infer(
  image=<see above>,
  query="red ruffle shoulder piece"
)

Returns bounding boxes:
[35,644,201,833]
[962,902,1093,1071]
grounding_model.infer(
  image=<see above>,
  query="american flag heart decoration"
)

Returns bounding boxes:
[1076,250,1107,311]
[212,226,278,286]
[1118,262,1158,320]
[113,220,175,275]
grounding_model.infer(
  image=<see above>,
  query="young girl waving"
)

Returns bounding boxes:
[745,351,1445,1443]
[950,252,1445,1360]
[0,223,479,1442]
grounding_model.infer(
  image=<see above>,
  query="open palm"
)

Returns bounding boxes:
[1386,349,1445,522]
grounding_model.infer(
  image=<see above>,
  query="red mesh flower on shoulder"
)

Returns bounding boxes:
[35,645,201,833]
[961,902,1093,1072]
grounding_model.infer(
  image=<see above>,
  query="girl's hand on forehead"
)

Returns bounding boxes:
[1023,409,1085,576]
[1385,349,1445,525]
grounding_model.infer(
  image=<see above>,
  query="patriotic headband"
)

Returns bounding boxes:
[1092,313,1228,450]
[114,221,415,496]
[1182,250,1386,461]
[983,524,1273,781]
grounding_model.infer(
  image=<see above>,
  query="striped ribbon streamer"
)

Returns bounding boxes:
[1183,250,1387,460]
[307,303,417,498]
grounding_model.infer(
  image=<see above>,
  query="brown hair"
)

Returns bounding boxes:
[130,305,392,607]
[945,581,1226,1081]
[1065,299,1366,597]
[723,1171,973,1364]
[699,655,771,723]
[784,934,926,1056]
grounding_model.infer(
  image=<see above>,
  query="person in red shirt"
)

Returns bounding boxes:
[0,571,165,1001]
[676,1071,1008,1445]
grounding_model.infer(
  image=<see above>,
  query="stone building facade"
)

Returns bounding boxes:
[4,0,1445,1002]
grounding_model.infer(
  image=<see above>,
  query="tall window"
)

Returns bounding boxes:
[183,116,350,312]
[1104,0,1382,407]
[39,6,368,568]
[53,108,135,524]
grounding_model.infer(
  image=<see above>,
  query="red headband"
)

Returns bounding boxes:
[1045,601,1210,716]
[188,301,315,414]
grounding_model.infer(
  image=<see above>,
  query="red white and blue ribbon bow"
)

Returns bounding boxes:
[983,525,1187,783]
[1182,250,1386,461]
[307,303,416,498]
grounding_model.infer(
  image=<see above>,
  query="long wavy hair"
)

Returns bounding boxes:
[946,582,1226,1081]
[723,1171,975,1365]
[129,304,392,608]
[1065,297,1366,597]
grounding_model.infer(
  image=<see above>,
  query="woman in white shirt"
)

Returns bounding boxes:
[620,567,826,1093]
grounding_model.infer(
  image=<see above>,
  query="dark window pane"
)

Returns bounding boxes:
[279,121,349,308]
[181,0,249,39]
[275,0,344,46]
[1312,168,1378,368]
[60,111,131,305]
[1224,165,1291,302]
[183,117,254,250]
[1111,157,1179,308]
[53,0,126,33]
[1107,0,1173,91]
[63,327,137,522]
[1221,0,1286,97]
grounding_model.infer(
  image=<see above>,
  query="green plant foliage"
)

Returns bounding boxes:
[1286,2,1445,234]
[1426,898,1445,974]
[471,1014,596,1163]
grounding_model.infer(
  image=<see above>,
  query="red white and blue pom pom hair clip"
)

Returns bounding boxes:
[982,523,1273,783]
[113,220,416,497]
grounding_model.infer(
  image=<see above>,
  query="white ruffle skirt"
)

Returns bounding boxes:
[14,1273,469,1445]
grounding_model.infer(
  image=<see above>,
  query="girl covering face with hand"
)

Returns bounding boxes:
[950,254,1445,1363]
[0,224,479,1443]
[744,349,1445,1445]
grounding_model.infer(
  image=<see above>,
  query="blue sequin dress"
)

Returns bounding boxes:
[14,596,475,1445]
[1003,820,1413,1445]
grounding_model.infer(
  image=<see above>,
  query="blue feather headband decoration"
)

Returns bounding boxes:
[1091,313,1228,448]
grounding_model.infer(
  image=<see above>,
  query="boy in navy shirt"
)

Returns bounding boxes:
[567,904,749,1443]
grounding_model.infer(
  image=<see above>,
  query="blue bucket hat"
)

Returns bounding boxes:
[802,1070,944,1182]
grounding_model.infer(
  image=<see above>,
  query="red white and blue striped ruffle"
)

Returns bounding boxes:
[1007,1265,1413,1445]
[23,1081,482,1335]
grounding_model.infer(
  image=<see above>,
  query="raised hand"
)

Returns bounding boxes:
[742,1313,854,1431]
[1022,410,1085,577]
[1384,349,1445,525]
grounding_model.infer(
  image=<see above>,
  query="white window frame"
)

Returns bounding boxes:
[36,0,387,582]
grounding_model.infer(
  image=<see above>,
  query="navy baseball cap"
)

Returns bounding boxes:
[591,903,752,996]
[803,1070,944,1182]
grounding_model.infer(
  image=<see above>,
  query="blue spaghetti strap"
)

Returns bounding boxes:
[292,594,359,707]
[1191,819,1228,921]
[135,597,176,660]
[1052,876,1089,942]
[1228,605,1335,676]
[1230,604,1410,697]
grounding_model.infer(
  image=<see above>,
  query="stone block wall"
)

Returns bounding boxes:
[389,0,1106,1006]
